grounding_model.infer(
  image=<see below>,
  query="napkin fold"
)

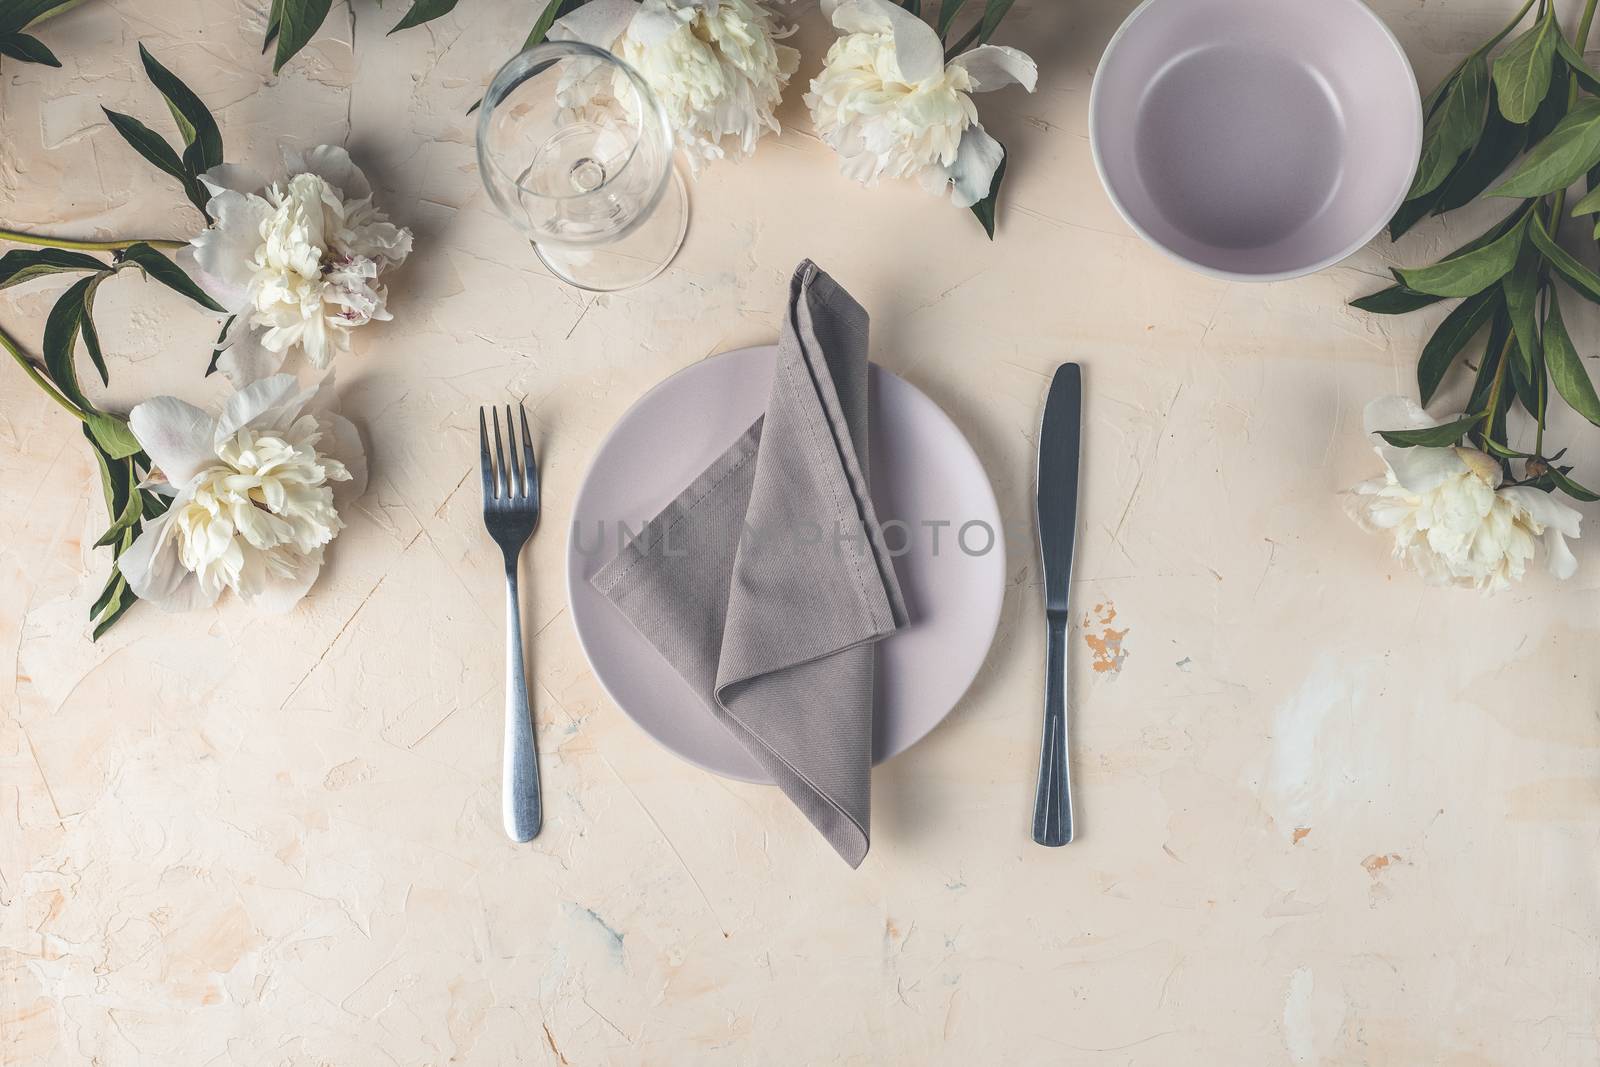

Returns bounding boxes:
[592,261,907,866]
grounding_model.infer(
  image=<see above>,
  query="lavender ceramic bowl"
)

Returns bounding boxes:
[1090,0,1422,281]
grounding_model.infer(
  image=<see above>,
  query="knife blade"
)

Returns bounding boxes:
[1033,363,1081,846]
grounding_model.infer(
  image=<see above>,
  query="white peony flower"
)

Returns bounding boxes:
[181,146,413,386]
[551,0,798,171]
[1347,396,1581,593]
[119,374,368,613]
[804,0,1036,207]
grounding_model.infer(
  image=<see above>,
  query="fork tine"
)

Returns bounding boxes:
[478,407,494,501]
[519,404,538,506]
[505,404,524,498]
[491,406,507,499]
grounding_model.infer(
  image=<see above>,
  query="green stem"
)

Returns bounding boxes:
[1486,0,1542,50]
[1578,0,1600,52]
[0,324,85,421]
[1425,0,1540,111]
[945,22,981,58]
[0,228,185,252]
[1484,332,1512,443]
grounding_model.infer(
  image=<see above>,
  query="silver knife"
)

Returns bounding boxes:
[1034,363,1081,846]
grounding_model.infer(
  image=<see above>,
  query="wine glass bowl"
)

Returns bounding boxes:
[477,41,688,291]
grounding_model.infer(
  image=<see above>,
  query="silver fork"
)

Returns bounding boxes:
[479,403,542,843]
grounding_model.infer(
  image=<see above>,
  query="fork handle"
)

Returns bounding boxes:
[503,561,542,842]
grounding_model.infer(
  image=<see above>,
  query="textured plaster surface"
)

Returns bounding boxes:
[2,1,1599,1064]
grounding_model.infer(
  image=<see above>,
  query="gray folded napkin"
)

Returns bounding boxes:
[592,261,908,866]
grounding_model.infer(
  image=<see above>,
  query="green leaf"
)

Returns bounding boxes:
[1555,33,1600,95]
[89,566,126,622]
[978,0,1016,42]
[1376,413,1487,448]
[206,315,234,376]
[1528,208,1600,302]
[42,275,94,412]
[1505,319,1545,416]
[84,423,121,514]
[0,247,106,290]
[1492,8,1559,124]
[102,107,187,181]
[86,411,143,459]
[263,0,283,53]
[1468,309,1512,416]
[467,0,581,113]
[1490,97,1600,197]
[1501,250,1540,379]
[92,574,136,639]
[118,242,225,312]
[1548,466,1600,501]
[1434,89,1527,213]
[1389,183,1447,241]
[1350,278,1444,315]
[1397,210,1527,296]
[77,272,108,384]
[937,0,970,38]
[1543,288,1600,425]
[1417,288,1499,404]
[273,0,334,74]
[139,486,168,520]
[969,139,1006,239]
[137,42,223,173]
[521,0,581,51]
[0,30,58,65]
[1482,436,1534,459]
[1570,182,1600,216]
[0,0,88,32]
[1410,55,1490,199]
[390,0,460,34]
[92,465,141,547]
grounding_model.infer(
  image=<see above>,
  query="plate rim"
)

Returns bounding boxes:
[563,344,1006,783]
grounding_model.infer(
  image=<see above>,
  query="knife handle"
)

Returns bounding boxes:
[1033,614,1074,846]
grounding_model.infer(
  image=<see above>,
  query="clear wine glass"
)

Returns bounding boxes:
[477,41,688,292]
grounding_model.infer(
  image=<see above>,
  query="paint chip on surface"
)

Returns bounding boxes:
[1361,853,1402,876]
[1291,827,1311,844]
[1083,601,1129,674]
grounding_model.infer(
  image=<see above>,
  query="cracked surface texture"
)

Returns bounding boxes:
[3,1,1599,1063]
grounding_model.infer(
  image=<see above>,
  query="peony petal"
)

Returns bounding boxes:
[128,397,218,490]
[549,0,640,48]
[1502,485,1583,579]
[187,190,272,311]
[237,548,324,614]
[281,144,371,200]
[215,374,315,444]
[948,44,1038,92]
[117,511,219,612]
[199,163,267,197]
[1363,394,1448,435]
[946,122,1005,208]
[215,327,287,388]
[626,2,688,48]
[827,0,944,84]
[315,412,368,503]
[175,245,240,313]
[1378,443,1467,494]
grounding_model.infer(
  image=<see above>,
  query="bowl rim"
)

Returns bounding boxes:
[1088,0,1424,283]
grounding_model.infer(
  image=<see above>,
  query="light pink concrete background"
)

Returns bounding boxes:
[2,1,1598,1063]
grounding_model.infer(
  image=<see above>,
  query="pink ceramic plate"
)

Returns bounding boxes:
[1090,0,1422,281]
[566,346,1006,783]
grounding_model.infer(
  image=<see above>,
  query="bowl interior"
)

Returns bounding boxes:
[1091,0,1421,279]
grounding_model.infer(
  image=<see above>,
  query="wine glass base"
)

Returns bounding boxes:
[534,165,689,292]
